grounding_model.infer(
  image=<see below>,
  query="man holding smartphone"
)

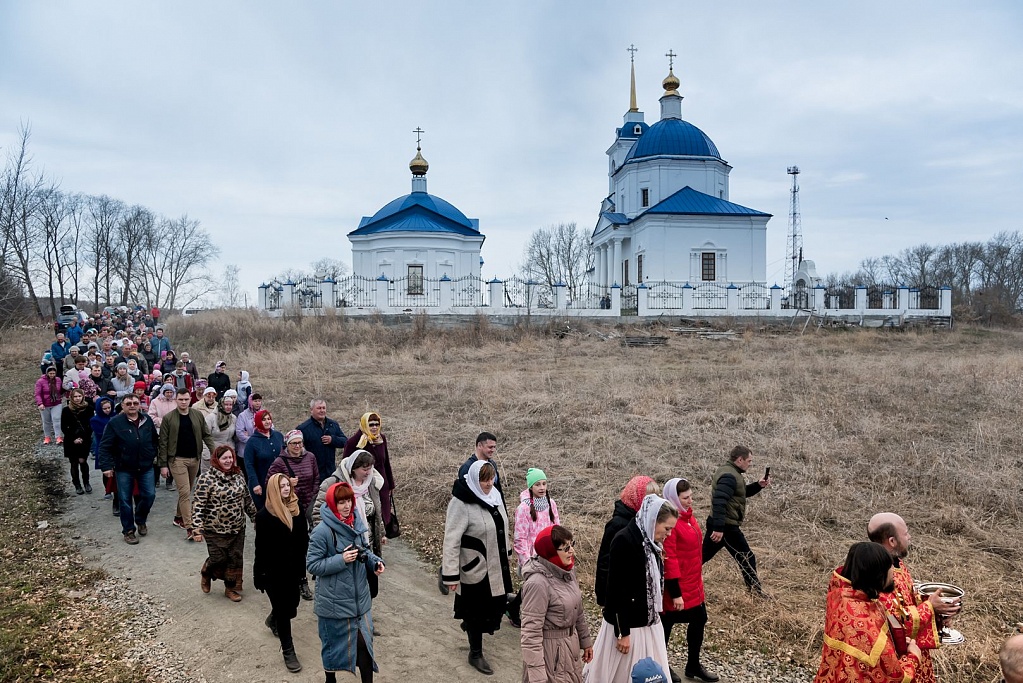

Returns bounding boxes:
[702,445,771,598]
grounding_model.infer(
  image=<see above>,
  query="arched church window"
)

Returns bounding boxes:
[634,125,642,135]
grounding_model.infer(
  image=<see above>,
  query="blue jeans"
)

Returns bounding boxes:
[115,468,156,535]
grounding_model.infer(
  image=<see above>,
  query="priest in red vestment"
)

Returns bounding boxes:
[868,513,962,683]
[815,542,921,683]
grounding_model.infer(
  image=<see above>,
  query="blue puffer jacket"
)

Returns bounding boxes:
[307,503,382,620]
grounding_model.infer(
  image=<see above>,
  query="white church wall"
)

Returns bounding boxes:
[351,232,483,281]
[614,158,731,217]
[631,216,768,283]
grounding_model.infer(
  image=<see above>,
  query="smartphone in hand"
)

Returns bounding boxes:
[764,467,771,480]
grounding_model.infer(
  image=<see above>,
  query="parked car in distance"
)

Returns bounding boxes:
[181,307,205,317]
[54,304,86,333]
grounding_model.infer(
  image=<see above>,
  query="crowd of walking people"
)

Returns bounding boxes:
[35,311,1003,683]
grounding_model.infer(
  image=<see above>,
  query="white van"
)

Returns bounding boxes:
[181,307,205,317]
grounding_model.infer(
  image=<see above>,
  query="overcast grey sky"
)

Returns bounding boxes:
[3,2,1022,298]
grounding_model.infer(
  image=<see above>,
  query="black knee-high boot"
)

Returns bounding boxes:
[356,631,373,683]
[466,630,492,674]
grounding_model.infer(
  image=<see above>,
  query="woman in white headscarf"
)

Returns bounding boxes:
[583,494,678,683]
[441,460,513,676]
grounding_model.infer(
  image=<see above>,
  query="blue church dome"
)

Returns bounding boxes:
[348,191,480,236]
[623,118,720,162]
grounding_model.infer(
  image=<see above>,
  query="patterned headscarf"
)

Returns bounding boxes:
[620,475,655,512]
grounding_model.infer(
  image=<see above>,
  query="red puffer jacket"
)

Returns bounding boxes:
[662,506,705,610]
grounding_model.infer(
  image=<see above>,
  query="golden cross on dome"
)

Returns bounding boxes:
[413,126,425,148]
[627,44,638,63]
[665,49,677,70]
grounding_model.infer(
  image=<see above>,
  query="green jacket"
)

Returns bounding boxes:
[158,407,215,467]
[708,462,763,531]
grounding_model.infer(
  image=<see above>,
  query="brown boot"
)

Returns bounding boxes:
[224,569,242,601]
[225,584,242,602]
[200,560,211,594]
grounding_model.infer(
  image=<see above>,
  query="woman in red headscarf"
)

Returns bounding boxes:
[308,482,385,683]
[191,445,257,602]
[595,476,658,607]
[243,409,284,509]
[520,525,593,683]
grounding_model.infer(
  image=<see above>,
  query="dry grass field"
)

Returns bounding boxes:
[8,311,1021,681]
[165,310,1023,682]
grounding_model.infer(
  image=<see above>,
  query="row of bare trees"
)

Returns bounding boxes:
[826,231,1023,323]
[1,126,219,323]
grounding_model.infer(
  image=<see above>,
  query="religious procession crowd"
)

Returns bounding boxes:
[32,312,1023,683]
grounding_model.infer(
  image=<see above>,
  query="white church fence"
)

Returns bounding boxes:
[258,278,952,323]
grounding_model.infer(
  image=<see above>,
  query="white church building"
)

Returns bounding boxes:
[592,56,771,288]
[257,53,950,325]
[347,141,484,285]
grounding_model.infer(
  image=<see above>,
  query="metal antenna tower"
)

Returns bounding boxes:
[786,165,802,289]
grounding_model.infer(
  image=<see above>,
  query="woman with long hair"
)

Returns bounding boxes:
[61,388,94,495]
[584,495,678,683]
[660,478,717,683]
[520,524,593,683]
[191,445,257,602]
[35,365,64,445]
[244,409,284,510]
[514,468,561,571]
[308,482,385,683]
[342,412,395,528]
[442,460,513,675]
[254,472,309,673]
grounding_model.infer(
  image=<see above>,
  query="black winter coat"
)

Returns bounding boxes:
[595,499,637,607]
[97,412,159,472]
[61,403,94,460]
[602,521,659,638]
[253,507,309,591]
[206,371,231,399]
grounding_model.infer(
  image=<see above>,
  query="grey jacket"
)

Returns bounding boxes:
[442,488,512,597]
[306,503,382,620]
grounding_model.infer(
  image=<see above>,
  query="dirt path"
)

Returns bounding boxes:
[59,458,524,682]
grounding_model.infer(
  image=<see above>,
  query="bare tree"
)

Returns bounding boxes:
[150,215,219,309]
[0,125,50,319]
[220,264,243,307]
[311,257,349,280]
[84,195,124,308]
[115,205,154,305]
[521,222,592,296]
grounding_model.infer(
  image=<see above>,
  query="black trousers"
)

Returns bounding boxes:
[68,458,90,487]
[661,603,708,667]
[702,525,760,589]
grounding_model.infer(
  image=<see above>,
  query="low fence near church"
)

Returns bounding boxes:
[258,278,952,322]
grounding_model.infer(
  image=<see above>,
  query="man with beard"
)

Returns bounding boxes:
[814,542,921,683]
[868,512,961,683]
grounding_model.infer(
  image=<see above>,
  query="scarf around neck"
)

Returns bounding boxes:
[636,494,668,625]
[356,411,383,449]
[265,473,300,530]
[465,459,503,508]
[344,451,374,533]
[325,482,356,526]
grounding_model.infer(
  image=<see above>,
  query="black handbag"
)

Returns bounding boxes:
[384,496,401,539]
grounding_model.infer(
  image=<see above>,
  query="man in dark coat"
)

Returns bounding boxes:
[206,360,231,399]
[296,399,345,485]
[98,394,159,544]
[701,445,770,597]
